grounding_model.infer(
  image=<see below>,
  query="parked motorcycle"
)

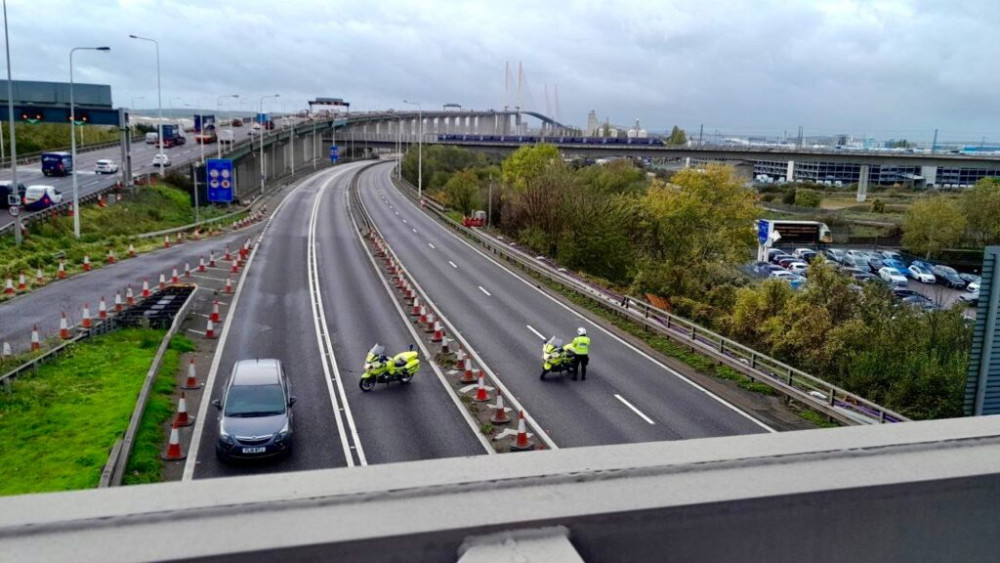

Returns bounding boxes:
[539,337,577,380]
[360,344,421,392]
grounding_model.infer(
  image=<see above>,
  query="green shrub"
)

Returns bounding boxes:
[794,189,822,207]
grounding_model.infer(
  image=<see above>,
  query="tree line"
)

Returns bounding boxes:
[402,144,972,419]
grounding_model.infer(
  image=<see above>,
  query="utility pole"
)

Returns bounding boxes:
[931,129,938,154]
[698,124,704,146]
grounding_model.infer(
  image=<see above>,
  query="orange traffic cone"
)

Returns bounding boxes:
[177,232,184,243]
[31,325,41,350]
[205,319,216,339]
[490,393,511,424]
[171,267,180,284]
[141,279,150,298]
[474,372,490,402]
[16,271,27,292]
[224,276,233,294]
[441,337,451,354]
[115,291,124,312]
[82,255,91,271]
[425,313,436,333]
[57,260,66,279]
[510,411,535,452]
[411,296,421,316]
[159,273,167,290]
[3,277,13,295]
[210,300,220,323]
[198,257,206,272]
[126,286,135,306]
[182,358,202,390]
[208,251,216,267]
[81,303,92,329]
[184,262,192,279]
[35,268,45,285]
[174,392,194,427]
[460,355,477,384]
[59,312,71,339]
[431,321,444,343]
[224,246,232,261]
[162,419,186,461]
[107,248,116,264]
[164,235,171,248]
[98,297,108,319]
[128,243,137,257]
[231,258,239,274]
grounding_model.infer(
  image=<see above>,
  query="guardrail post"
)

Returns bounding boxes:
[719,340,725,354]
[787,368,794,386]
[828,388,836,406]
[750,353,757,370]
[665,314,671,328]
[690,325,696,340]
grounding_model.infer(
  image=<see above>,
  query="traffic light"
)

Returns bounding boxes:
[19,108,42,124]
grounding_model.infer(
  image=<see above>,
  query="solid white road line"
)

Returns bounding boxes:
[448,261,458,269]
[478,286,491,297]
[526,325,545,340]
[309,167,366,467]
[614,394,656,425]
[182,167,340,481]
[379,165,775,434]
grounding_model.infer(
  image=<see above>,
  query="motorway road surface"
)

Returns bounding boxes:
[188,163,483,480]
[0,227,263,353]
[360,163,772,447]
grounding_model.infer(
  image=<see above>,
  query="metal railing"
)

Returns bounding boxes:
[391,175,909,426]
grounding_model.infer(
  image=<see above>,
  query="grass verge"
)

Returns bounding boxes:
[0,328,167,496]
[122,335,194,485]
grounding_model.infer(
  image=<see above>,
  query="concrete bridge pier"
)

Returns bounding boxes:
[786,160,795,182]
[857,164,870,202]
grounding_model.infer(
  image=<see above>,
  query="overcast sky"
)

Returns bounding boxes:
[8,0,999,142]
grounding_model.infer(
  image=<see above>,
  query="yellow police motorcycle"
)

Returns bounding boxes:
[360,344,421,392]
[539,337,577,380]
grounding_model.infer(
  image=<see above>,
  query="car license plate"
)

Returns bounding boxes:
[242,447,266,454]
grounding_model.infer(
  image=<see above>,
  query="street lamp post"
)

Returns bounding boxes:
[259,94,279,194]
[402,100,422,200]
[3,0,22,245]
[217,94,237,159]
[69,46,110,239]
[129,34,163,176]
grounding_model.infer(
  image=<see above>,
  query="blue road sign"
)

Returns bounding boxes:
[206,159,234,203]
[757,220,770,245]
[330,145,339,163]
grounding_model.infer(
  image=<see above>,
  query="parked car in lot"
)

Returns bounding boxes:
[22,185,62,211]
[823,248,846,263]
[960,274,981,292]
[787,261,809,275]
[879,267,909,287]
[94,159,118,174]
[881,258,908,277]
[213,359,295,461]
[891,288,919,300]
[844,249,871,269]
[777,257,800,269]
[958,290,980,305]
[770,270,806,289]
[879,250,904,261]
[152,153,172,167]
[851,271,877,284]
[932,265,965,289]
[907,265,936,284]
[910,259,935,272]
[900,294,939,312]
[866,256,886,274]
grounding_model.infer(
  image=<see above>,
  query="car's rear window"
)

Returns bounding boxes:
[224,384,285,417]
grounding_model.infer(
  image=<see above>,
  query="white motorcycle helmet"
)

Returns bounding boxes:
[577,327,587,337]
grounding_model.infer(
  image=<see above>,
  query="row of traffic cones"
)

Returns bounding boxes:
[373,232,535,452]
[231,208,267,230]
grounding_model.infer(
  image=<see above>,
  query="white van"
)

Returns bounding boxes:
[219,130,234,144]
[23,185,62,211]
[145,132,159,144]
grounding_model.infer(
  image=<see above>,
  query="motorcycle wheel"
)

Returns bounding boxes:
[400,372,413,384]
[359,377,376,392]
[539,370,547,380]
